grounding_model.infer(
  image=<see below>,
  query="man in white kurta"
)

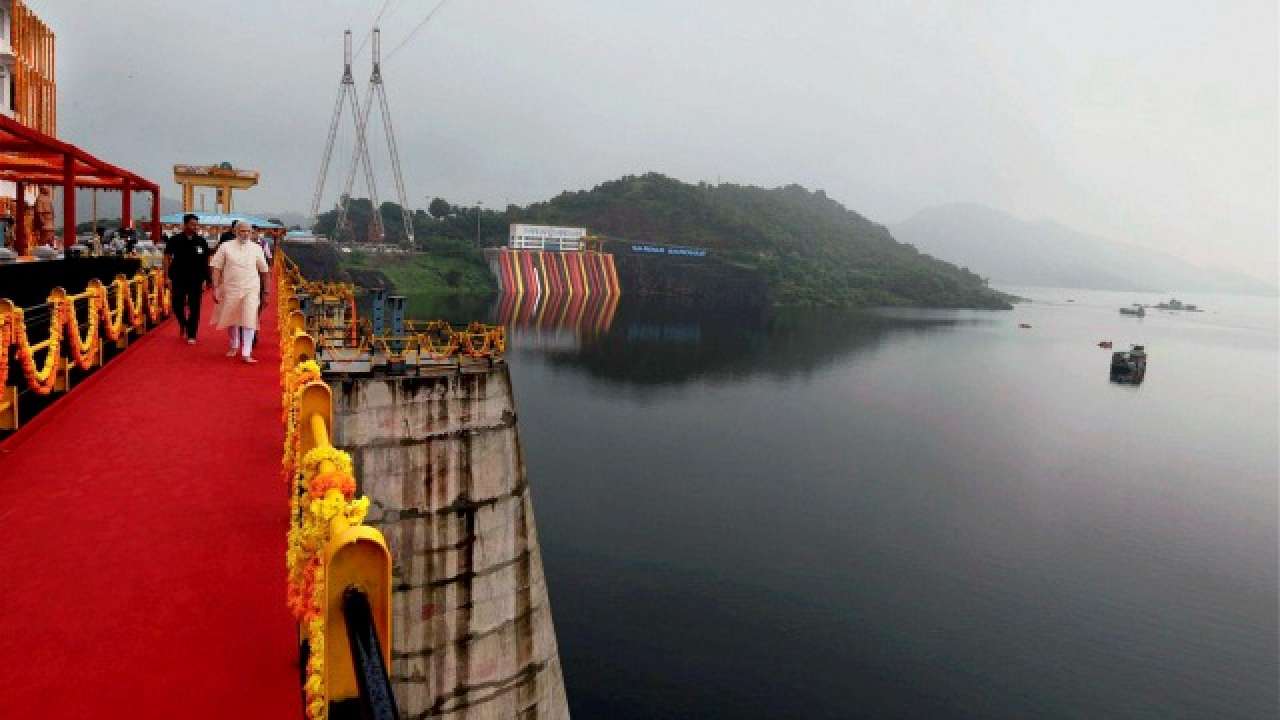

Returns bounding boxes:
[211,222,270,363]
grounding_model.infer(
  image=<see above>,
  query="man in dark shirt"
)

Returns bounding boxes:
[216,226,235,251]
[163,213,211,344]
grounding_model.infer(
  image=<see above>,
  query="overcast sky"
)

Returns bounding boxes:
[36,0,1278,281]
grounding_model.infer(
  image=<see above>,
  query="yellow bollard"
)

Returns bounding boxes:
[295,378,394,705]
[323,525,393,703]
[288,310,306,343]
[297,382,333,460]
[291,333,316,366]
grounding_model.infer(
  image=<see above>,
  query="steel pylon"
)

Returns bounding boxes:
[311,29,415,247]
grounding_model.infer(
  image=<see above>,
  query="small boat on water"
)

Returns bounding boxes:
[1098,340,1113,348]
[1119,304,1145,317]
[1110,344,1147,385]
[1155,298,1200,312]
[1018,323,1032,329]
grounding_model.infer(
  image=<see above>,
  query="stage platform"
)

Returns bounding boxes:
[0,256,143,309]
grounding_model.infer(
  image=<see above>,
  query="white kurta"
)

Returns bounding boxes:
[211,239,269,330]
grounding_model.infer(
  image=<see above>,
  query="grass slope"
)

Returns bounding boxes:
[341,249,496,296]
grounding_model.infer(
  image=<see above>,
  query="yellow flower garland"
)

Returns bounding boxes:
[0,316,11,385]
[280,350,371,720]
[63,295,100,370]
[122,276,145,328]
[97,281,126,342]
[0,272,164,401]
[12,306,63,394]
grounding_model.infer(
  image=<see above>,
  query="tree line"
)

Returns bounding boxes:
[314,173,1012,309]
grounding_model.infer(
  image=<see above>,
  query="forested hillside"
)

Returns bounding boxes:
[314,174,1012,309]
[518,174,1010,308]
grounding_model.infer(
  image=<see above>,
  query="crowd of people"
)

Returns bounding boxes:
[1,220,156,256]
[162,213,273,363]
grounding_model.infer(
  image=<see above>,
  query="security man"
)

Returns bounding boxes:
[163,213,211,344]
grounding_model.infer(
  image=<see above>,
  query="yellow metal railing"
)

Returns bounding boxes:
[0,268,170,430]
[277,252,506,364]
[277,251,393,720]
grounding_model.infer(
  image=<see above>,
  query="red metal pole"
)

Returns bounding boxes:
[121,184,132,230]
[150,188,160,242]
[62,154,75,250]
[14,181,27,256]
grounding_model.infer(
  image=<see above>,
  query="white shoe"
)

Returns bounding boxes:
[225,349,238,357]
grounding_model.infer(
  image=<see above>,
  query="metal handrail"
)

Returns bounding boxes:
[339,588,399,720]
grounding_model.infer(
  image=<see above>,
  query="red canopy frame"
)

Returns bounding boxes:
[0,112,160,253]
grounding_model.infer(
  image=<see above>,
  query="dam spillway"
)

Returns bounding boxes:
[487,248,620,298]
[327,360,569,717]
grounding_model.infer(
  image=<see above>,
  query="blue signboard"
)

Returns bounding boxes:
[630,244,708,258]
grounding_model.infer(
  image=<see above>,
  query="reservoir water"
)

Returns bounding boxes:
[436,287,1278,718]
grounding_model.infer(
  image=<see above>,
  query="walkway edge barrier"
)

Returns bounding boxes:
[0,266,170,431]
[277,250,397,720]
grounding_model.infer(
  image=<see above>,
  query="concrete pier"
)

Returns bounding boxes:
[330,366,569,719]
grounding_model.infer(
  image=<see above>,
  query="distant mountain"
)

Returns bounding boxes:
[513,174,1012,309]
[894,203,1277,296]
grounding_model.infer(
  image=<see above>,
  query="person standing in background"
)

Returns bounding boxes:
[163,213,210,344]
[259,227,274,263]
[210,220,270,363]
[216,224,235,251]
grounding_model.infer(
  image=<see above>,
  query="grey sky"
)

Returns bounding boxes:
[39,0,1278,281]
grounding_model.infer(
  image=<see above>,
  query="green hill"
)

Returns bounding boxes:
[314,174,1012,309]
[516,174,1011,309]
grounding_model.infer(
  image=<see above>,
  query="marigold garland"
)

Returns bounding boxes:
[0,271,164,401]
[121,276,145,329]
[11,306,63,394]
[145,273,162,324]
[63,295,100,370]
[280,345,372,719]
[96,281,126,342]
[0,317,11,387]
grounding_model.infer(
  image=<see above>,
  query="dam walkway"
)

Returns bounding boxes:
[0,298,299,717]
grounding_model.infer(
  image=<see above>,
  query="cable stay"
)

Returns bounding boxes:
[385,0,451,62]
[352,0,400,60]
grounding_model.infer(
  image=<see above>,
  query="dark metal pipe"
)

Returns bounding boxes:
[340,586,399,720]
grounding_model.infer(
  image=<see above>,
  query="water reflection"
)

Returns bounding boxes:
[493,292,619,343]
[519,298,996,386]
[387,291,997,384]
[517,289,1278,719]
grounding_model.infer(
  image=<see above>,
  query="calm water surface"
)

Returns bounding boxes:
[481,288,1276,718]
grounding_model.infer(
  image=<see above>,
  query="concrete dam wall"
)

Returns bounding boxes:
[329,366,570,719]
[603,240,769,309]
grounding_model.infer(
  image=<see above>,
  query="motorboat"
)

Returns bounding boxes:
[1110,345,1147,385]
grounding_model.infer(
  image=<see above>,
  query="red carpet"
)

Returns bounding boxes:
[0,295,299,718]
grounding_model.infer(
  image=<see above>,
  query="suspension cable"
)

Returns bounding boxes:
[353,0,397,58]
[384,0,451,62]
